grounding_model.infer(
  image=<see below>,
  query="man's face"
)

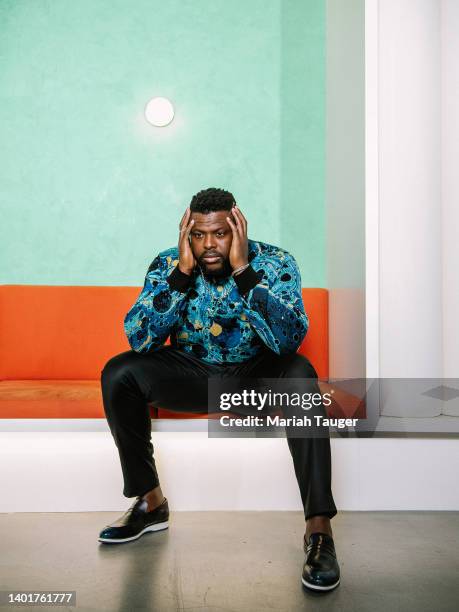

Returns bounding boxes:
[189,210,233,277]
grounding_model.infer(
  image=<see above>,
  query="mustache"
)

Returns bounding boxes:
[199,252,221,259]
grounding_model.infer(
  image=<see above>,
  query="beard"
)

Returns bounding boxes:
[199,257,232,279]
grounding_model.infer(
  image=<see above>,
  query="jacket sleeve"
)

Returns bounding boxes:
[233,253,309,355]
[124,255,191,353]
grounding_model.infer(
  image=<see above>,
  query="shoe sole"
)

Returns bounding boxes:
[98,521,169,544]
[301,577,340,591]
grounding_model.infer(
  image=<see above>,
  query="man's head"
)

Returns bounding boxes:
[189,187,236,278]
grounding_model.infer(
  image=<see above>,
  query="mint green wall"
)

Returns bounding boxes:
[1,0,325,287]
[281,0,326,287]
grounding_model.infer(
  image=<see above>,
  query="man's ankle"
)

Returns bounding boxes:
[141,487,165,512]
[305,515,333,541]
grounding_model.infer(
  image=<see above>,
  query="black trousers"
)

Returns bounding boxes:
[101,346,337,521]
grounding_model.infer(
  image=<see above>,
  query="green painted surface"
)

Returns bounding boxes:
[281,0,326,287]
[1,0,326,287]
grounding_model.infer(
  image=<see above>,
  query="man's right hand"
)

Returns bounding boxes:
[178,207,196,276]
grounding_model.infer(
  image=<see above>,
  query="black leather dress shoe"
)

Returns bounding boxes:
[98,497,169,544]
[302,532,340,591]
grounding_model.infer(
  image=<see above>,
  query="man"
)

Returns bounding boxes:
[99,187,340,591]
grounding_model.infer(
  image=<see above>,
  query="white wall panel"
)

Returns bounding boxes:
[441,0,459,377]
[379,0,443,379]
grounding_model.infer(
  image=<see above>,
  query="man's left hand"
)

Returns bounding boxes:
[226,205,249,271]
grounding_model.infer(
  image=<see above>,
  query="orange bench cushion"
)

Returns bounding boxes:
[0,380,105,419]
[0,285,138,380]
[0,285,329,418]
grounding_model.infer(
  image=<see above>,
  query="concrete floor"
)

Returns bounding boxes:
[0,511,458,612]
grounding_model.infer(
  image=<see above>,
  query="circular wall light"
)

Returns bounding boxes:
[144,96,174,127]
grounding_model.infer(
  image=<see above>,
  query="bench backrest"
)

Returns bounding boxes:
[0,285,328,380]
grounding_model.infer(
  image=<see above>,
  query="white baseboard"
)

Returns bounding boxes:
[0,432,458,512]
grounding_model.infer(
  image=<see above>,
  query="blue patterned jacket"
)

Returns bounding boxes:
[124,239,309,364]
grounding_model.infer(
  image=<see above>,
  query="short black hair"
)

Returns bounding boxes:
[190,187,235,214]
